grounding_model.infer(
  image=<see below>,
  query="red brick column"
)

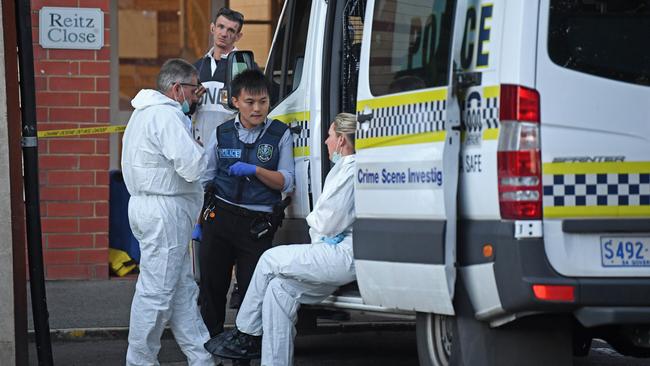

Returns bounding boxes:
[32,0,111,280]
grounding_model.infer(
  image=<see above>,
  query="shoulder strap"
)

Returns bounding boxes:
[265,119,289,138]
[217,118,236,136]
[195,56,212,83]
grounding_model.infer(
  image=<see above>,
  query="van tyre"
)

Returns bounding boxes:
[606,338,650,358]
[572,333,592,357]
[572,322,592,357]
[602,325,650,358]
[416,312,454,366]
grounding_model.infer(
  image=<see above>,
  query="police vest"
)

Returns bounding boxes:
[213,119,288,206]
[193,56,234,146]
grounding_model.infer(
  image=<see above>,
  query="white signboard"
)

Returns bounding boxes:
[39,7,104,50]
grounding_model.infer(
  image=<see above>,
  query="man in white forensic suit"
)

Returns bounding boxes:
[121,58,214,366]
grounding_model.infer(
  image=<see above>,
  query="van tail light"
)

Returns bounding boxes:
[497,85,542,220]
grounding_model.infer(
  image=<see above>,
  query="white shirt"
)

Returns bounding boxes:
[204,46,237,76]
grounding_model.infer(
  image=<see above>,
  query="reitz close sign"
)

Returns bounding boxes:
[39,7,104,50]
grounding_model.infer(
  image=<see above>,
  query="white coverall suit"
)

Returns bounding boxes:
[122,89,214,366]
[235,154,357,366]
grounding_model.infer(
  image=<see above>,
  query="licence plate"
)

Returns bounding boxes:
[601,237,650,267]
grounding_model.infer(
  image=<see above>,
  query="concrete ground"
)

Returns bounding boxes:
[24,278,413,365]
[24,279,647,366]
[26,278,406,337]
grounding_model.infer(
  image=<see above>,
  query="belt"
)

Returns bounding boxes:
[213,197,267,219]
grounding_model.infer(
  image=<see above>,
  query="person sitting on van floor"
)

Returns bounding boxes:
[204,113,359,365]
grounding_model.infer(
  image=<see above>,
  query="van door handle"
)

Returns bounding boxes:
[289,122,302,134]
[453,70,482,98]
[357,111,373,123]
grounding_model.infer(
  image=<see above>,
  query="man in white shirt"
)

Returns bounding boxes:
[192,7,245,146]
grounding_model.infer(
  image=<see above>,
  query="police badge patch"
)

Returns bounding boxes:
[257,144,273,163]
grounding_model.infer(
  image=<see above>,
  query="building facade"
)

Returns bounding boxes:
[33,0,282,280]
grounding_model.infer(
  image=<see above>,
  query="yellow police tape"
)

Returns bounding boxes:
[37,125,126,138]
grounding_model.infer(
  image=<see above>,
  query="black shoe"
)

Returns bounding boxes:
[229,284,242,309]
[204,328,261,360]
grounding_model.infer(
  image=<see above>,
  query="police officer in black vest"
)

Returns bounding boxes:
[198,69,295,349]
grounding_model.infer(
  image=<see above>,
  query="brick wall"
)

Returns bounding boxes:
[33,0,111,280]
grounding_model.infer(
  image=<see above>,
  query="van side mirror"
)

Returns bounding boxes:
[219,51,256,110]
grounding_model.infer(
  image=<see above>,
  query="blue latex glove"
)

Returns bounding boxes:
[192,223,202,241]
[229,162,257,177]
[321,233,345,245]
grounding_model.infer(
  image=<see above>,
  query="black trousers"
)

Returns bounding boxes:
[199,201,274,337]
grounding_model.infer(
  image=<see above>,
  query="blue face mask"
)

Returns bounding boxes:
[331,151,342,164]
[330,136,343,164]
[180,87,190,114]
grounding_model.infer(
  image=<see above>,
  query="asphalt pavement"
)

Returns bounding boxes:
[25,278,413,365]
[26,279,398,336]
[27,279,139,333]
[28,329,648,366]
[30,329,419,366]
[25,279,648,366]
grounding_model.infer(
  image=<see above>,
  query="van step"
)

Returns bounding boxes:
[313,293,413,315]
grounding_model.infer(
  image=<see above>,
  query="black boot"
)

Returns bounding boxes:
[204,328,261,360]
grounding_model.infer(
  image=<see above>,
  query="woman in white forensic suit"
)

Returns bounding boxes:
[204,113,358,366]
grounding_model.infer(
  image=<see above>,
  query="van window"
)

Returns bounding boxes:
[265,0,313,107]
[548,0,650,86]
[369,0,455,96]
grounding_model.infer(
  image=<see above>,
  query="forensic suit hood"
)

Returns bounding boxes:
[122,89,205,198]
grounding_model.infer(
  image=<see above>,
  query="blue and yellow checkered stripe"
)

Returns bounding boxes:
[272,111,310,157]
[542,162,650,218]
[355,89,447,149]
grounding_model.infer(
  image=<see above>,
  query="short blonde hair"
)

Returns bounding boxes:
[332,113,357,148]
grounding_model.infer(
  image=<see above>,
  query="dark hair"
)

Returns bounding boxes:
[214,7,244,32]
[231,69,270,98]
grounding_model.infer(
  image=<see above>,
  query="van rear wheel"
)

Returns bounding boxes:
[416,312,454,366]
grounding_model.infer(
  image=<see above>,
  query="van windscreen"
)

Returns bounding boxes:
[548,0,650,86]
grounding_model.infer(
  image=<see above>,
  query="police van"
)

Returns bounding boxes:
[219,0,650,364]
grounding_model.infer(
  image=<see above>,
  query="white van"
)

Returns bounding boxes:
[219,0,650,364]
